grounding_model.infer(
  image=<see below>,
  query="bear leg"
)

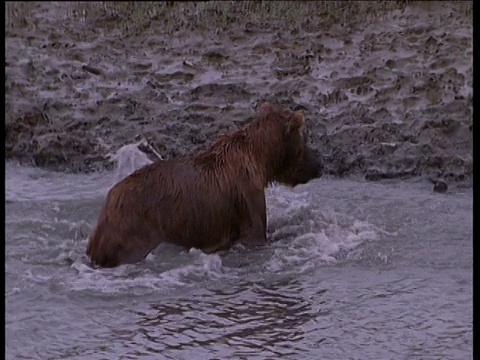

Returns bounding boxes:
[240,188,268,246]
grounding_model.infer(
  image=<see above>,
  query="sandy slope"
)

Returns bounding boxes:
[5,2,472,184]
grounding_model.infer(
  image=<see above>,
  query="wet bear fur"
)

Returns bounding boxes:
[86,103,323,267]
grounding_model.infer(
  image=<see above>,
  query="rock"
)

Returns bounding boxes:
[431,179,448,193]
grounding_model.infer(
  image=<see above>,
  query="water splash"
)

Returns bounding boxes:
[108,141,154,183]
[264,185,389,272]
[68,248,224,295]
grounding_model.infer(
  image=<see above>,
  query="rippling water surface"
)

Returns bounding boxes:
[5,147,472,360]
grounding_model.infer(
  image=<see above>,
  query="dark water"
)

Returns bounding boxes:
[5,147,472,360]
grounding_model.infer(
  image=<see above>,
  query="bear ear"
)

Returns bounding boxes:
[259,102,275,113]
[233,129,247,141]
[287,111,305,132]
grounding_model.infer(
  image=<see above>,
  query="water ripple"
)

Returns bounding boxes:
[5,163,472,359]
[117,277,325,359]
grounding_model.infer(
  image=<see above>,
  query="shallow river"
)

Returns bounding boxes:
[5,147,472,360]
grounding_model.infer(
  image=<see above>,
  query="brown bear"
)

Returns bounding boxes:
[86,102,322,267]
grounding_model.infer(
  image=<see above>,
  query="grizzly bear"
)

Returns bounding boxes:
[86,103,322,267]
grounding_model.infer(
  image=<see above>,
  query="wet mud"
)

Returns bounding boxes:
[5,2,472,183]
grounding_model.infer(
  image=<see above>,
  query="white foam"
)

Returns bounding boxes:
[264,185,391,273]
[266,217,382,273]
[66,246,225,295]
[108,141,153,183]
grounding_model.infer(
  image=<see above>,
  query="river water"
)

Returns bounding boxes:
[5,146,472,360]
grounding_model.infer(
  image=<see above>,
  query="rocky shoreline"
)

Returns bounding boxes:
[5,2,472,184]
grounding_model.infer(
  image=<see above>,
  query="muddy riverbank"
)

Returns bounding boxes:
[5,1,472,184]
